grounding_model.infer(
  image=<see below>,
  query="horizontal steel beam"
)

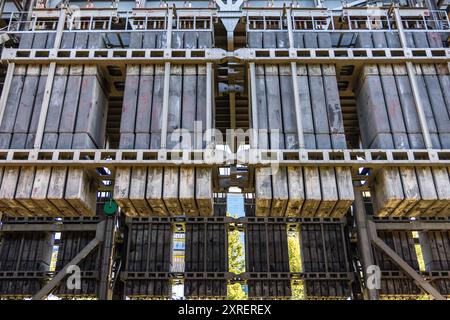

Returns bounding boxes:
[0,223,99,232]
[28,7,216,19]
[120,272,234,280]
[234,48,450,63]
[2,48,449,65]
[0,270,99,279]
[126,216,233,224]
[381,270,450,279]
[125,216,345,224]
[0,149,448,168]
[1,48,227,64]
[24,7,444,21]
[245,6,438,18]
[374,222,450,231]
[120,271,353,281]
[243,271,354,281]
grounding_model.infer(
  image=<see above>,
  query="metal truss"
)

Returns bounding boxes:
[1,4,450,301]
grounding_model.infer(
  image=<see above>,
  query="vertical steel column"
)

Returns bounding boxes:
[26,0,37,21]
[249,63,258,149]
[393,6,433,149]
[160,7,174,149]
[354,190,379,300]
[226,28,236,145]
[206,62,213,147]
[33,9,66,149]
[98,217,116,300]
[0,62,16,126]
[0,0,6,18]
[286,9,305,148]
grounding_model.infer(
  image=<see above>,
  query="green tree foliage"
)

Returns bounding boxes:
[288,232,304,300]
[227,213,247,299]
[228,283,247,300]
[228,227,245,274]
[288,234,301,272]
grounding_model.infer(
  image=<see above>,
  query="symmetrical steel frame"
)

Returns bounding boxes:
[0,4,450,300]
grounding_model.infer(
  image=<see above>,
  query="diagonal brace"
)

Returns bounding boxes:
[368,221,446,300]
[32,221,105,300]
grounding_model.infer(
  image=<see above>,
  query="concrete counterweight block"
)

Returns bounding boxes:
[73,65,108,149]
[64,167,97,216]
[285,167,304,217]
[146,167,168,216]
[371,166,450,218]
[129,167,153,216]
[0,165,97,217]
[179,167,198,216]
[356,62,450,217]
[113,166,213,217]
[371,167,404,217]
[333,167,355,218]
[255,167,272,216]
[255,166,354,217]
[0,166,32,217]
[196,167,214,216]
[0,62,107,217]
[114,167,139,217]
[0,163,90,217]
